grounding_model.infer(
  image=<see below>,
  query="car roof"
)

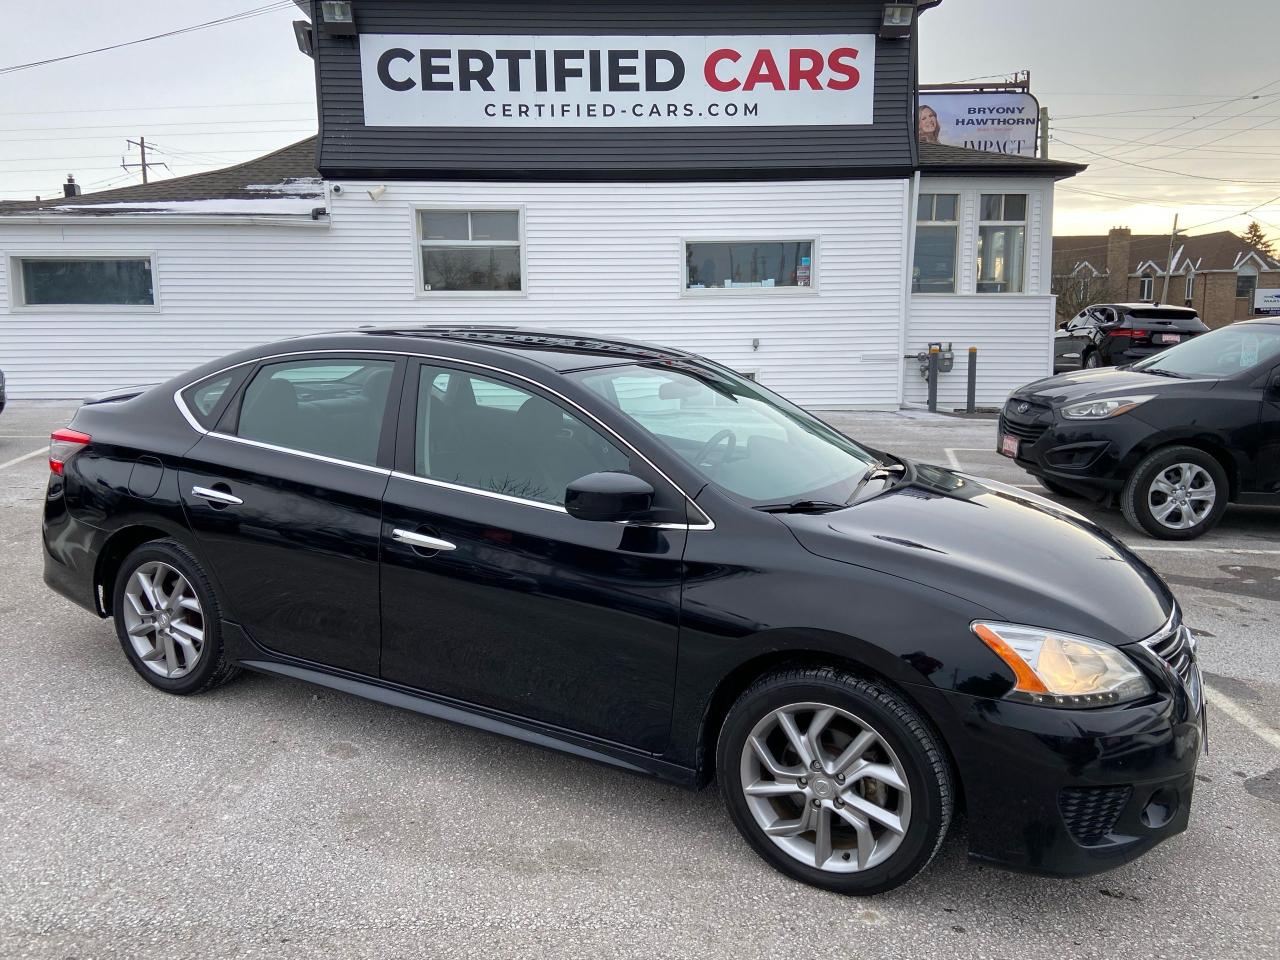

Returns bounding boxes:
[1104,303,1199,312]
[338,325,698,372]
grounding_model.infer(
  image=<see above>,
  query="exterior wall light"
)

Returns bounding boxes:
[367,185,387,201]
[880,3,915,39]
[318,1,357,36]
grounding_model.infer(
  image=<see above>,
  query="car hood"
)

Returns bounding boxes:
[777,464,1173,646]
[1012,367,1209,405]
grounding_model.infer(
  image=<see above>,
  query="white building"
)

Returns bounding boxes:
[0,1,1081,409]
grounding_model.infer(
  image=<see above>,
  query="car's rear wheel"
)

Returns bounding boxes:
[1082,350,1102,369]
[1121,446,1228,540]
[112,539,239,694]
[717,666,952,895]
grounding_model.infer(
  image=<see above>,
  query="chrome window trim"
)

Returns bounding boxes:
[207,431,391,475]
[173,347,715,531]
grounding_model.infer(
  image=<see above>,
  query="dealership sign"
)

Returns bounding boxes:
[359,34,876,127]
[1256,288,1280,313]
[917,92,1041,157]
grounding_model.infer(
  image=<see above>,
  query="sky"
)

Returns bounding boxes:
[1,0,1277,244]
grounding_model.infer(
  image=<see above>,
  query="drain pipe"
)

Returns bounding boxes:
[897,170,922,409]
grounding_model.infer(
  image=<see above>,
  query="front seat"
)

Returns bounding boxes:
[512,397,601,504]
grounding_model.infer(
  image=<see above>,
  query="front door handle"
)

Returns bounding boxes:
[392,529,457,552]
[191,485,243,506]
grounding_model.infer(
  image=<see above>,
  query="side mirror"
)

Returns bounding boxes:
[565,472,655,522]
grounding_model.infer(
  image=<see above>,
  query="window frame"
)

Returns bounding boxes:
[975,193,1028,295]
[912,193,961,296]
[680,236,821,297]
[394,357,703,526]
[213,352,404,472]
[1237,271,1258,300]
[410,203,527,300]
[1139,275,1155,301]
[8,252,161,313]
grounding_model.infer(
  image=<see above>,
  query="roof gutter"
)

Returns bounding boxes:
[0,214,330,227]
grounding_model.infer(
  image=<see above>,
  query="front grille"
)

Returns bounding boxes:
[999,414,1048,444]
[1059,785,1132,846]
[1142,611,1203,713]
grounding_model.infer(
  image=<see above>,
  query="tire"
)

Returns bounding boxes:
[112,538,240,695]
[1082,350,1102,369]
[716,666,953,896]
[1121,445,1229,541]
[1041,478,1083,499]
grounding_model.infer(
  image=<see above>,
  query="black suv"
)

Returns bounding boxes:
[1054,303,1209,373]
[1003,319,1280,539]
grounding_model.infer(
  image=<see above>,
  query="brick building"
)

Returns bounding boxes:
[1052,227,1280,328]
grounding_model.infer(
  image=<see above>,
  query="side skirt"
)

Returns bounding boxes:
[236,655,699,789]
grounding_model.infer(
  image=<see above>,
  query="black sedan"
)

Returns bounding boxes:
[43,327,1202,894]
[1054,303,1209,373]
[1003,318,1280,539]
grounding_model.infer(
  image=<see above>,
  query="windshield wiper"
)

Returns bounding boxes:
[753,500,846,514]
[844,461,906,505]
[1142,367,1189,379]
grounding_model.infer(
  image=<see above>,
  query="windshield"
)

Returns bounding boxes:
[569,363,877,505]
[1133,324,1280,378]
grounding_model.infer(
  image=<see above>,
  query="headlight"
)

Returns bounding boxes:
[972,622,1152,708]
[1059,395,1154,420]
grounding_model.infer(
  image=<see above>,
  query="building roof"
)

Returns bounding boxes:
[0,138,323,217]
[918,142,1085,180]
[1054,229,1280,275]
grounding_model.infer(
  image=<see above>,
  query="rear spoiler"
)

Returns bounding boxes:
[82,383,158,405]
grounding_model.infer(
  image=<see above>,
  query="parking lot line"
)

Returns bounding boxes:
[1207,682,1280,751]
[943,447,991,470]
[1125,544,1280,555]
[0,447,46,471]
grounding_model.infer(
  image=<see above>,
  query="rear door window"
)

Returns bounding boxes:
[413,365,628,506]
[235,357,396,466]
[181,368,250,430]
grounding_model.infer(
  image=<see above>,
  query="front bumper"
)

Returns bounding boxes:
[910,653,1202,876]
[997,405,1151,493]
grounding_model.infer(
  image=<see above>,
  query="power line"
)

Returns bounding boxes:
[1054,137,1280,185]
[1057,93,1280,121]
[0,100,313,118]
[0,117,314,134]
[0,2,294,75]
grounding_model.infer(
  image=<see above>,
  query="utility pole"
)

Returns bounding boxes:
[1160,213,1182,305]
[1039,106,1050,158]
[121,137,168,185]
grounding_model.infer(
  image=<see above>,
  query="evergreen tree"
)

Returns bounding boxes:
[1243,221,1276,258]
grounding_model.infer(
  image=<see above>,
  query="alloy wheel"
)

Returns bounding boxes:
[739,702,912,873]
[121,561,206,679]
[1148,462,1216,530]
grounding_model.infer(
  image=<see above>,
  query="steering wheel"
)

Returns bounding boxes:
[694,429,737,471]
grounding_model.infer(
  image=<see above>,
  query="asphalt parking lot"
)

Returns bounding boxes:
[2,401,1278,960]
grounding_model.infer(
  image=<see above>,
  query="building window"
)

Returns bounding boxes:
[912,193,959,294]
[1237,272,1258,300]
[417,209,522,293]
[1185,273,1195,305]
[1139,276,1154,300]
[684,240,815,292]
[15,256,155,307]
[975,194,1027,294]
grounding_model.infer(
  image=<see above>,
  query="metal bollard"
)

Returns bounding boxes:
[967,346,978,414]
[927,347,939,413]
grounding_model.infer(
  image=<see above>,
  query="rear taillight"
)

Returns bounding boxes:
[1106,328,1149,341]
[49,429,91,475]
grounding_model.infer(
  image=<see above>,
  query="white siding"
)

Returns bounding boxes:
[903,295,1055,408]
[0,178,910,405]
[904,175,1057,408]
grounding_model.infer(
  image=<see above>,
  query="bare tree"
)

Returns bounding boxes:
[1051,271,1124,323]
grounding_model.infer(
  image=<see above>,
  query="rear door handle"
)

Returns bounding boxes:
[191,485,243,506]
[392,529,457,552]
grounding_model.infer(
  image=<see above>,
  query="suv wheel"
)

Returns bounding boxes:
[112,539,239,694]
[1082,350,1101,369]
[1121,446,1228,540]
[717,667,952,895]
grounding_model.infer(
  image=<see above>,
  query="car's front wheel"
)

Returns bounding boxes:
[1121,446,1228,540]
[717,667,953,895]
[112,538,239,694]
